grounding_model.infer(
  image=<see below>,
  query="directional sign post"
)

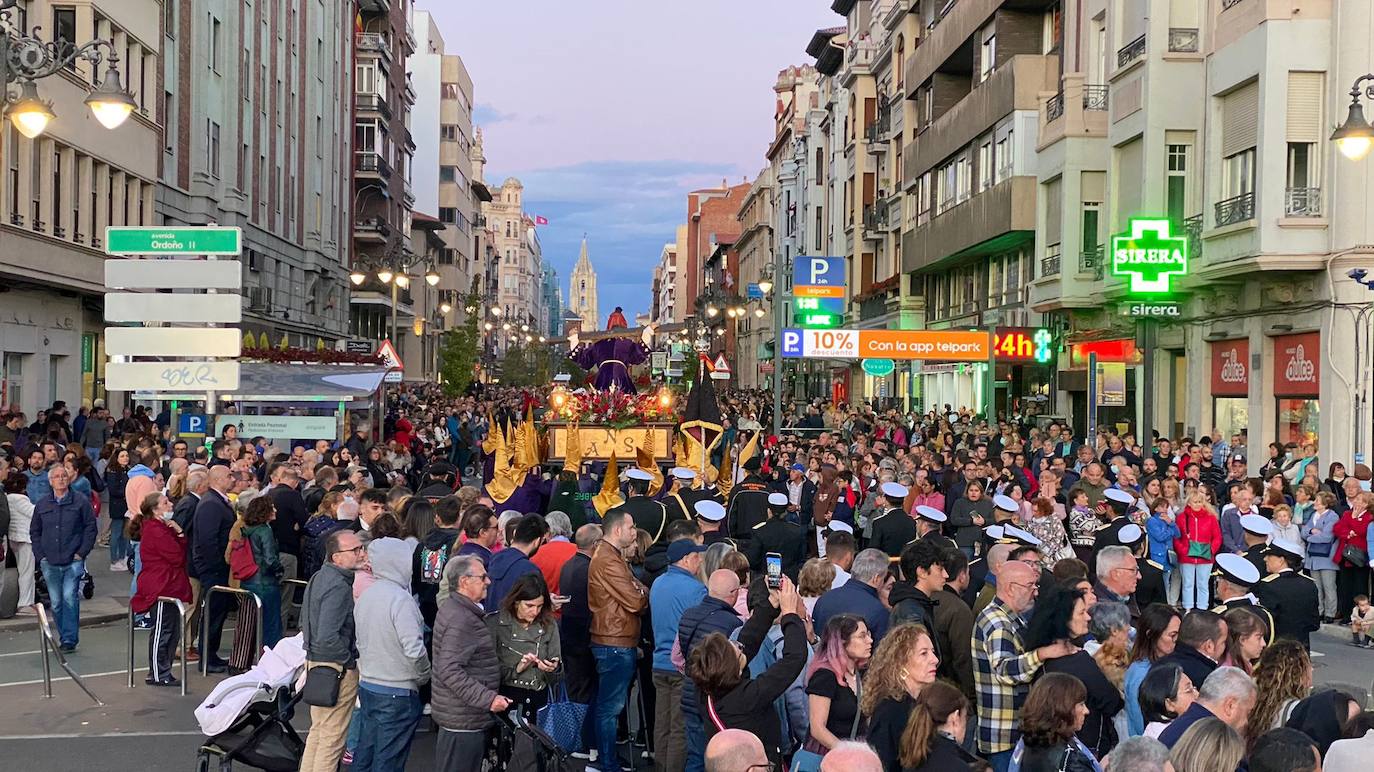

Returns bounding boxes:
[105,226,242,255]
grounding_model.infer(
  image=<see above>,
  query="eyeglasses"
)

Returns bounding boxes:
[338,545,366,555]
[745,764,777,772]
[462,573,491,582]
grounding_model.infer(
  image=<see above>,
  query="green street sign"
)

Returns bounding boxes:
[1110,218,1187,295]
[105,226,242,255]
[862,358,896,377]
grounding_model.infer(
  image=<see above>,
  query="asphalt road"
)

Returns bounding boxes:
[1,616,1370,770]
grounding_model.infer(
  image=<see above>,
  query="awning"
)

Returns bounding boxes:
[135,363,393,402]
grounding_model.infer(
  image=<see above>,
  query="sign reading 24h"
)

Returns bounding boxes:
[1110,218,1188,295]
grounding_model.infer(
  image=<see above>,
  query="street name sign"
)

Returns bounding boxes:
[105,226,242,255]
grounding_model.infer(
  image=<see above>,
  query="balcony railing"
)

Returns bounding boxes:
[1083,85,1108,111]
[402,178,415,207]
[1045,92,1065,122]
[928,0,956,30]
[1080,246,1103,280]
[1118,34,1146,68]
[355,32,391,59]
[846,40,877,70]
[1042,248,1062,276]
[862,203,889,233]
[354,151,393,178]
[1284,187,1322,217]
[1183,213,1204,259]
[354,216,392,239]
[1215,191,1255,227]
[1168,28,1199,53]
[355,93,391,118]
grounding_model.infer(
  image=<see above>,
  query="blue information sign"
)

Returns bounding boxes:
[792,256,845,289]
[179,413,208,434]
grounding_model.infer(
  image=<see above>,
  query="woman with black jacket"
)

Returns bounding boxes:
[899,680,982,772]
[1025,583,1122,759]
[1012,673,1103,772]
[686,575,809,767]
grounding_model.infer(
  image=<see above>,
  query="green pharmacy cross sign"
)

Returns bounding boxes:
[1110,218,1188,295]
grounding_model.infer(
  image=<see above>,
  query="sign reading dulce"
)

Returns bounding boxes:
[1273,331,1319,396]
[1210,339,1249,396]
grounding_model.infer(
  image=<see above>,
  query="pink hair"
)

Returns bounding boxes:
[807,613,866,680]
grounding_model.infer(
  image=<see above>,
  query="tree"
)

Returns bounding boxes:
[438,300,482,397]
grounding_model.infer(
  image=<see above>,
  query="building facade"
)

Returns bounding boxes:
[0,0,163,415]
[568,237,599,332]
[481,178,543,346]
[541,264,561,337]
[651,239,679,325]
[348,0,416,352]
[158,0,353,355]
[735,169,775,389]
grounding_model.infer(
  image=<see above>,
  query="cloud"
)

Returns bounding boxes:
[472,103,516,125]
[487,158,750,320]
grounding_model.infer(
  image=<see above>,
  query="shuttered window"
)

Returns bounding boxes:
[1221,80,1259,157]
[1081,171,1106,202]
[1044,178,1063,245]
[1115,138,1144,226]
[1286,71,1324,143]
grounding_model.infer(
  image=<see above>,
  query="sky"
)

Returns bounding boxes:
[428,0,838,322]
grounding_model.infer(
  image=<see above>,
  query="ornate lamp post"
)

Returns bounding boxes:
[1,0,138,138]
[1332,74,1374,161]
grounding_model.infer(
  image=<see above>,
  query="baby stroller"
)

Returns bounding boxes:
[489,710,585,772]
[194,635,307,771]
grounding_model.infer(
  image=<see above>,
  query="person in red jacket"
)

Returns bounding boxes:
[1173,490,1223,611]
[1333,491,1373,616]
[129,491,193,686]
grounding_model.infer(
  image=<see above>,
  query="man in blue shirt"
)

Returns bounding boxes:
[29,465,97,651]
[811,548,892,645]
[1158,666,1256,749]
[649,539,707,772]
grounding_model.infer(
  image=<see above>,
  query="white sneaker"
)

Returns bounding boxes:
[422,702,432,716]
[110,562,128,572]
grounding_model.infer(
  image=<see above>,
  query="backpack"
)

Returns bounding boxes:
[418,536,456,586]
[229,535,259,582]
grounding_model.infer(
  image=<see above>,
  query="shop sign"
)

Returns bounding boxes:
[781,328,991,361]
[215,415,338,440]
[1110,218,1188,295]
[1273,332,1320,396]
[1122,301,1181,318]
[792,256,846,298]
[1210,339,1249,396]
[81,333,95,373]
[993,328,1055,363]
[862,358,896,377]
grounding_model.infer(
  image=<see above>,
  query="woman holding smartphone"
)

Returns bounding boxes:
[485,573,562,723]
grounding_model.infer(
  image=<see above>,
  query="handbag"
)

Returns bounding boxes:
[1342,544,1368,567]
[1307,540,1332,558]
[1183,512,1213,560]
[300,662,344,707]
[80,570,94,600]
[229,535,259,582]
[536,681,588,752]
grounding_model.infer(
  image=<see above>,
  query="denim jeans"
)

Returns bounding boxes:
[353,684,422,772]
[988,749,1013,772]
[591,644,637,770]
[684,712,706,772]
[109,516,130,563]
[245,582,283,647]
[129,541,142,597]
[1179,562,1212,610]
[40,559,84,647]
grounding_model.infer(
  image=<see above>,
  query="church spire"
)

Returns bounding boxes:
[569,237,599,332]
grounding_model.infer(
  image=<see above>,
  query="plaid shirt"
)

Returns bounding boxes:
[972,596,1042,754]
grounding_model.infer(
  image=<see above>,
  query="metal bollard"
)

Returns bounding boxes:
[38,605,53,699]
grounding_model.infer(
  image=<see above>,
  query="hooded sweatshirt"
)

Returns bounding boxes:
[123,465,159,520]
[355,537,432,691]
[487,543,542,610]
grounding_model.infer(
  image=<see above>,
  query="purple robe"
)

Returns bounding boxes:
[572,338,651,393]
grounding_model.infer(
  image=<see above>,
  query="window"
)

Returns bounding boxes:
[210,16,222,73]
[1166,143,1189,226]
[51,147,62,236]
[207,120,221,177]
[53,7,76,71]
[978,25,996,82]
[6,126,18,224]
[356,61,384,97]
[440,166,457,183]
[439,207,456,223]
[1082,202,1101,250]
[441,124,458,142]
[1223,149,1255,199]
[442,83,460,99]
[978,142,993,190]
[3,352,22,411]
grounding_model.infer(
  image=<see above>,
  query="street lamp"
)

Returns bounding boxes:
[394,273,411,289]
[376,268,395,285]
[349,269,367,286]
[440,301,452,315]
[1,1,137,138]
[424,267,441,286]
[1333,76,1374,161]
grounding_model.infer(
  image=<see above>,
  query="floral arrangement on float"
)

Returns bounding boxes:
[547,385,676,430]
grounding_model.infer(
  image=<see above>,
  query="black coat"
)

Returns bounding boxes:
[696,607,808,767]
[557,552,593,648]
[726,478,772,542]
[1255,569,1321,649]
[870,508,918,557]
[269,485,310,558]
[191,491,235,578]
[1016,739,1099,772]
[869,695,914,772]
[745,518,808,582]
[1150,645,1218,698]
[1040,651,1122,758]
[902,732,981,772]
[888,583,942,663]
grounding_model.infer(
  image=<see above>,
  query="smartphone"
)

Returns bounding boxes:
[766,552,783,589]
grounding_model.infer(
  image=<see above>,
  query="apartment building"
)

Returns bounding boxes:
[540,264,560,338]
[899,0,1058,412]
[0,0,162,414]
[349,0,417,351]
[735,168,774,389]
[159,0,353,355]
[482,178,544,341]
[651,239,679,326]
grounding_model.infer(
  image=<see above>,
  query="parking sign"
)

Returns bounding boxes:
[781,329,804,358]
[179,413,207,435]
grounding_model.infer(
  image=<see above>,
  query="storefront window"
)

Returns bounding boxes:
[1276,399,1319,445]
[1214,397,1248,441]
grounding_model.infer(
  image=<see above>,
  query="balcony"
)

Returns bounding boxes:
[1079,246,1103,280]
[900,176,1036,273]
[1183,214,1204,260]
[356,93,391,119]
[1041,246,1062,276]
[1284,187,1321,217]
[1082,85,1108,111]
[354,151,393,179]
[354,216,392,242]
[357,0,389,14]
[402,178,416,208]
[906,0,1057,91]
[1045,92,1065,122]
[355,32,392,62]
[1168,28,1199,53]
[862,202,890,237]
[1117,34,1146,69]
[403,75,417,105]
[1215,191,1255,227]
[865,113,891,148]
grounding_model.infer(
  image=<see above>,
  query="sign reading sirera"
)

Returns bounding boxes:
[1110,218,1188,295]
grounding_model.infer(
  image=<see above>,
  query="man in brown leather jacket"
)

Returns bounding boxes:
[587,509,648,770]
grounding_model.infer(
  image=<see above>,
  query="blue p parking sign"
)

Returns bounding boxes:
[179,413,207,434]
[781,329,804,358]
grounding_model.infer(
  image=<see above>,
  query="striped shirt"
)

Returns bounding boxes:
[972,596,1043,755]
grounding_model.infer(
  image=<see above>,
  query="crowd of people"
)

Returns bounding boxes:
[2,386,1372,772]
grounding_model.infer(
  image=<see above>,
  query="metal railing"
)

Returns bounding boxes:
[1215,191,1255,227]
[355,32,391,58]
[1183,213,1204,259]
[356,93,390,118]
[353,151,392,178]
[1168,28,1199,52]
[37,604,103,705]
[1118,34,1146,68]
[1083,85,1109,111]
[128,599,188,696]
[282,578,309,632]
[1046,92,1065,122]
[1042,249,1062,276]
[1221,0,1246,9]
[200,586,264,676]
[1080,246,1103,279]
[1284,187,1322,217]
